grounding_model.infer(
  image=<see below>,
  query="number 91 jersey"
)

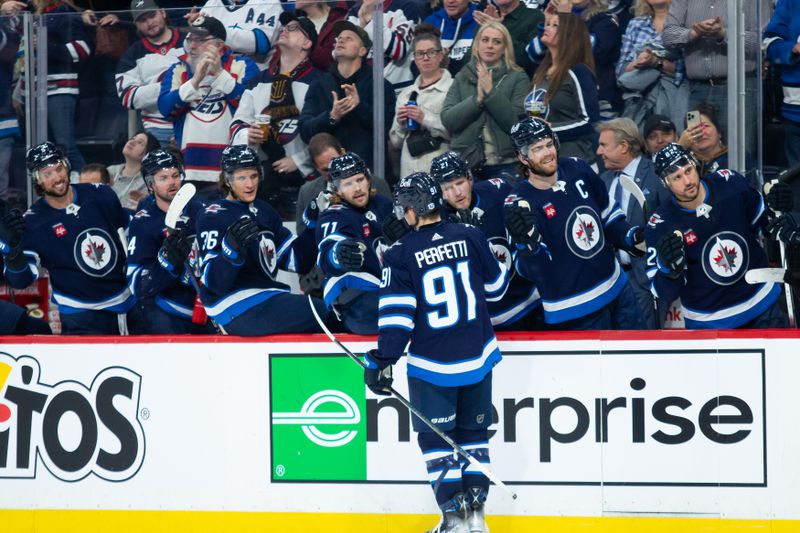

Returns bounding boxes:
[376,222,509,387]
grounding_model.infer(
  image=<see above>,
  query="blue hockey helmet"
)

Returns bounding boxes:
[653,143,698,183]
[141,149,184,190]
[509,117,560,156]
[26,141,68,179]
[430,151,470,184]
[394,172,443,218]
[220,145,261,182]
[328,152,370,189]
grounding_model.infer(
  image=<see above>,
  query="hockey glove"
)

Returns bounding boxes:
[364,349,392,396]
[0,204,25,255]
[766,213,800,246]
[456,207,484,230]
[333,238,366,272]
[621,226,646,258]
[222,217,260,263]
[302,190,331,229]
[765,181,794,214]
[157,229,193,275]
[382,215,410,245]
[504,203,542,252]
[656,231,686,279]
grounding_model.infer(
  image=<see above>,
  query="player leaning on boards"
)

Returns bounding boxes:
[1,142,136,335]
[503,117,647,330]
[646,143,787,329]
[195,145,329,335]
[430,151,542,330]
[364,173,509,533]
[126,149,213,334]
[314,152,394,334]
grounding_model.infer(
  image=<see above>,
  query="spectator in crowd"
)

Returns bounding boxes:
[159,16,258,198]
[230,11,321,220]
[662,0,768,146]
[504,117,646,329]
[115,0,184,147]
[596,118,670,328]
[528,12,601,165]
[472,0,544,76]
[615,0,687,131]
[529,0,622,118]
[195,145,329,336]
[609,0,634,32]
[299,20,395,173]
[79,162,111,184]
[347,0,421,94]
[108,131,160,210]
[1,142,136,335]
[29,0,92,172]
[677,101,729,178]
[315,152,394,334]
[642,113,677,155]
[763,0,800,167]
[424,0,479,76]
[441,21,528,182]
[389,24,453,179]
[184,0,282,69]
[0,5,20,198]
[646,143,787,329]
[126,149,213,334]
[294,0,348,72]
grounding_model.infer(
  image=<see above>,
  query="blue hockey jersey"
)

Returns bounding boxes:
[126,195,204,321]
[442,178,540,328]
[4,184,133,314]
[369,221,509,387]
[195,199,311,325]
[644,169,780,329]
[506,157,635,324]
[316,194,394,308]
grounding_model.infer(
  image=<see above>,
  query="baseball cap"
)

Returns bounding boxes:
[130,0,159,21]
[188,15,227,42]
[643,114,677,138]
[279,10,318,50]
[332,20,372,51]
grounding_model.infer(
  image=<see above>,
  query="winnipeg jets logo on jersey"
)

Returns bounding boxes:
[488,237,514,280]
[565,206,604,259]
[73,228,118,278]
[701,231,749,286]
[257,230,278,278]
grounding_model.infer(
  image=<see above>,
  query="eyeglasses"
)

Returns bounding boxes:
[413,49,442,60]
[185,35,216,45]
[282,22,304,33]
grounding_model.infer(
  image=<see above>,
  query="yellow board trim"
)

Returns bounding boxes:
[0,511,799,533]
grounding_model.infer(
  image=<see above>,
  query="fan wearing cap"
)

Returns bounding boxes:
[159,16,258,194]
[126,149,213,334]
[230,10,321,218]
[644,143,787,329]
[314,152,394,335]
[184,0,282,69]
[1,142,135,335]
[345,0,422,93]
[115,0,184,147]
[503,117,646,330]
[298,20,395,172]
[642,114,678,156]
[194,145,329,336]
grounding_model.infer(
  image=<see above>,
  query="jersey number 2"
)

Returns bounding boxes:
[422,261,476,329]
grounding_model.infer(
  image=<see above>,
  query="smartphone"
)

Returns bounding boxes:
[686,110,701,130]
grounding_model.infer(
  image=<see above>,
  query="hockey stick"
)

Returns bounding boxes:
[764,180,796,327]
[618,175,647,252]
[745,268,789,285]
[307,295,518,500]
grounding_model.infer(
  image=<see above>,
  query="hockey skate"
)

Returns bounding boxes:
[465,487,490,533]
[426,493,469,533]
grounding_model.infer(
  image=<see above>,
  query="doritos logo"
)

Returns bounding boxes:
[52,223,67,238]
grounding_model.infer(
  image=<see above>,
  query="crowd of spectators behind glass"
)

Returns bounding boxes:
[1,0,800,334]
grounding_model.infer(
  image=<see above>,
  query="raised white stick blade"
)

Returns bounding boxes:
[619,175,647,213]
[165,183,197,230]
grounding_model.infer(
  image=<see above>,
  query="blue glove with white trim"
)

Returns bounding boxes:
[364,349,392,396]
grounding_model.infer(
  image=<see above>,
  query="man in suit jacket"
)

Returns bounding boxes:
[596,118,672,328]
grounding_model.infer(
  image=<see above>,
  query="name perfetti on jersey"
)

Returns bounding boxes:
[415,240,468,268]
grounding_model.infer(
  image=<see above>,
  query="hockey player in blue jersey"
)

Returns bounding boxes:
[195,145,329,335]
[126,149,214,334]
[315,152,394,334]
[504,117,646,330]
[0,142,136,335]
[645,144,787,329]
[364,172,508,533]
[430,151,542,330]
